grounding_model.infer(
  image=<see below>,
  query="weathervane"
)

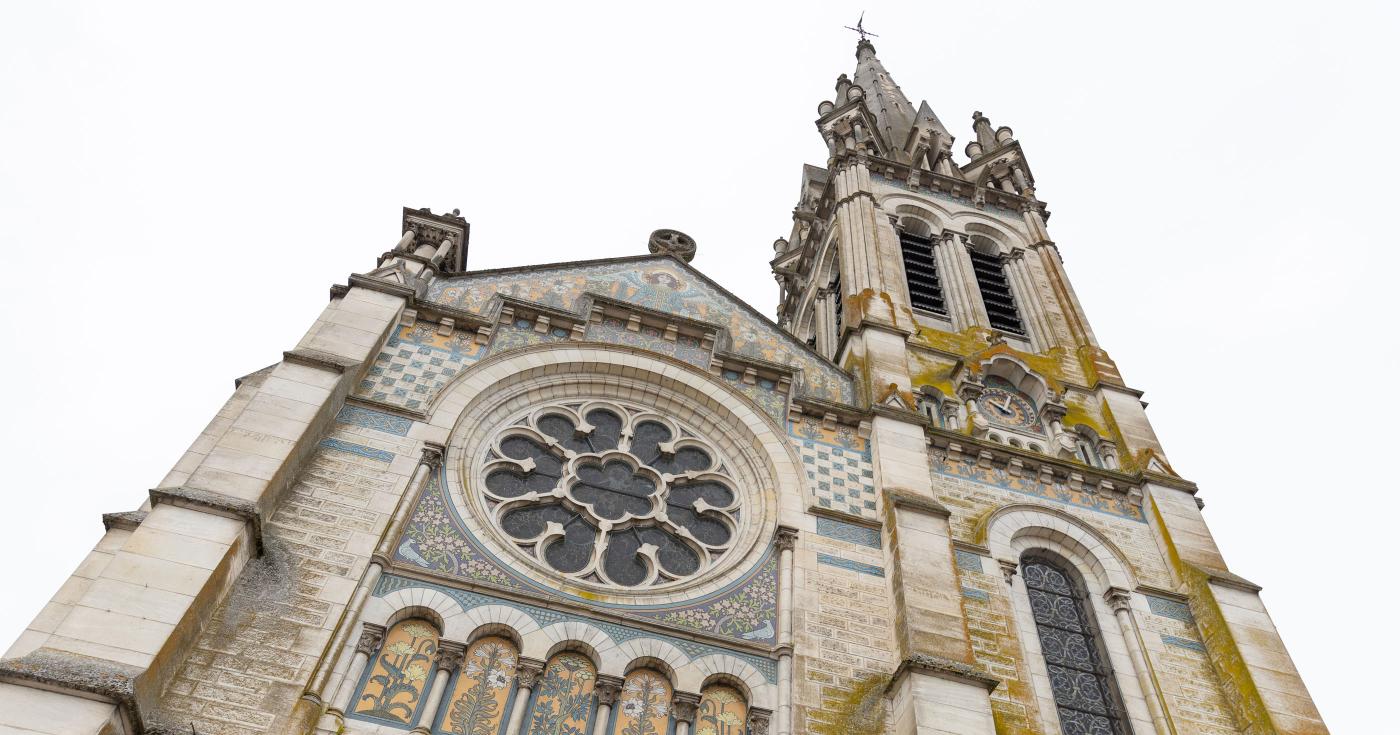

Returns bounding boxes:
[845,12,878,41]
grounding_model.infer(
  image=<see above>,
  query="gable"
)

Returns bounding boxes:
[425,257,855,405]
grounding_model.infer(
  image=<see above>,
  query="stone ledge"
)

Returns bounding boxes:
[101,510,147,532]
[1201,566,1263,593]
[282,348,362,375]
[148,486,263,555]
[889,653,1000,693]
[0,648,143,731]
[884,487,951,518]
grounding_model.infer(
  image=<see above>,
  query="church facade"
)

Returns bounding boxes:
[0,39,1326,735]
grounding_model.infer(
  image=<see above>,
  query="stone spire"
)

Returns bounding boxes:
[851,39,916,155]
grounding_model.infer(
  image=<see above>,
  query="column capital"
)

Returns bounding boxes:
[747,706,774,735]
[1104,587,1134,614]
[420,442,447,470]
[670,691,701,723]
[356,624,386,656]
[997,558,1018,586]
[436,640,466,673]
[775,525,799,552]
[516,657,546,689]
[594,674,624,705]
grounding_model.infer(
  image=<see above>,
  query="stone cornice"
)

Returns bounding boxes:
[101,510,147,532]
[884,487,952,518]
[887,654,999,694]
[0,649,144,732]
[148,485,263,555]
[344,395,429,422]
[282,348,361,375]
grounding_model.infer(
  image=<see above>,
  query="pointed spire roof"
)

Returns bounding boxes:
[851,39,916,154]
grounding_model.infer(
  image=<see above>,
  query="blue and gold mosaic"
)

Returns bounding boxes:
[355,323,486,411]
[720,369,787,424]
[335,405,413,436]
[789,417,877,521]
[586,317,712,369]
[487,317,572,355]
[816,553,885,577]
[425,258,855,405]
[932,449,1145,523]
[374,575,778,683]
[394,469,778,646]
[815,517,881,549]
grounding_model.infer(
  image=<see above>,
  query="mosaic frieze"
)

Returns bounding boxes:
[720,368,788,424]
[356,323,486,411]
[374,575,778,683]
[395,471,778,646]
[932,448,1145,523]
[789,418,877,520]
[488,317,573,355]
[425,258,855,405]
[587,317,712,369]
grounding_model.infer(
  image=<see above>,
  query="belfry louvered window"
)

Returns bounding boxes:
[1023,555,1131,735]
[898,232,947,315]
[830,270,843,329]
[969,249,1025,335]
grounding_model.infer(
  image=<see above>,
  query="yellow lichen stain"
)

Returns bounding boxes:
[810,673,890,735]
[1060,400,1107,437]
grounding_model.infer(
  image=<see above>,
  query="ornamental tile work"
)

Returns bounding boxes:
[488,317,572,355]
[789,417,877,520]
[719,368,788,423]
[374,575,778,683]
[955,549,985,573]
[395,470,779,646]
[610,669,671,735]
[696,684,747,735]
[961,587,990,602]
[816,553,885,577]
[425,258,855,404]
[439,635,518,735]
[1161,634,1206,652]
[931,447,1145,522]
[815,516,881,549]
[1146,594,1194,623]
[525,652,596,735]
[356,323,486,411]
[350,618,441,726]
[336,404,413,436]
[318,438,395,463]
[587,317,712,369]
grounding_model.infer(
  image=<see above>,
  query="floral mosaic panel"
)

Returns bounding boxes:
[525,652,596,735]
[611,669,671,735]
[356,323,486,411]
[587,317,712,369]
[489,317,573,355]
[788,417,877,520]
[425,259,855,405]
[696,684,748,735]
[440,635,518,735]
[375,575,777,683]
[931,448,1144,522]
[719,369,787,424]
[353,618,440,726]
[396,470,778,646]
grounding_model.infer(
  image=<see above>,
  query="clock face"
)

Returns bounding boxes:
[978,387,1042,432]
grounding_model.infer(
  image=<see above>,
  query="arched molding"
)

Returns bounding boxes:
[524,620,614,668]
[977,354,1050,406]
[677,654,774,709]
[362,588,471,642]
[425,342,805,605]
[620,655,680,685]
[878,194,956,228]
[979,503,1136,591]
[949,213,1032,250]
[459,604,541,644]
[890,202,945,236]
[606,638,690,679]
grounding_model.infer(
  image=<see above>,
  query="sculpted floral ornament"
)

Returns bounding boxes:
[481,401,741,588]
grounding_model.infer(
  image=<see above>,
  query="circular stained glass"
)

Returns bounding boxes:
[480,400,741,588]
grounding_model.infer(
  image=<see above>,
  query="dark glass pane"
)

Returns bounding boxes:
[640,526,700,577]
[485,469,529,498]
[500,504,577,540]
[630,421,673,462]
[1058,708,1116,735]
[651,446,712,475]
[666,506,731,546]
[570,459,656,520]
[541,518,596,573]
[668,480,734,509]
[602,531,648,586]
[584,409,623,451]
[1028,588,1084,632]
[537,413,591,454]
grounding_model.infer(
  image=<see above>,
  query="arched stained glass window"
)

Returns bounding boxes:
[695,683,747,735]
[353,618,440,725]
[525,652,597,735]
[610,669,671,735]
[439,635,519,735]
[1022,555,1131,735]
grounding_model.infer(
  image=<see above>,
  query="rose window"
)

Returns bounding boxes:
[480,401,740,588]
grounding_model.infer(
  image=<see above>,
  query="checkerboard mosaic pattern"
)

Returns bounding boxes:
[790,421,877,520]
[356,323,485,411]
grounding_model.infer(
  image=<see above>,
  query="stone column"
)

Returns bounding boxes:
[1104,589,1172,735]
[591,675,624,735]
[1003,250,1054,351]
[326,624,385,721]
[1028,237,1098,347]
[775,526,798,735]
[505,658,546,735]
[933,232,976,331]
[671,692,700,735]
[957,380,989,439]
[413,641,465,735]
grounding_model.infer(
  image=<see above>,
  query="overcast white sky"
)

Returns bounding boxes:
[1,1,1394,729]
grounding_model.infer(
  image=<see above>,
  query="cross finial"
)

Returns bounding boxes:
[844,12,878,41]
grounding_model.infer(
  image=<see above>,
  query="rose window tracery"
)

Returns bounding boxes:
[481,401,740,588]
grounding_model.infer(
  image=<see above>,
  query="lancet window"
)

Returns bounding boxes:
[898,231,947,315]
[968,248,1025,335]
[1022,554,1130,735]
